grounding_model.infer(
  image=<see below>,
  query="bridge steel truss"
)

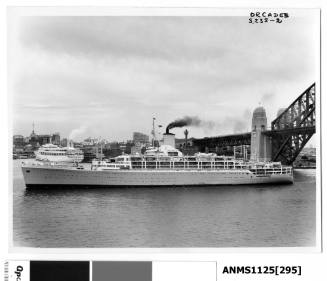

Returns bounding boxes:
[193,133,251,153]
[267,83,316,165]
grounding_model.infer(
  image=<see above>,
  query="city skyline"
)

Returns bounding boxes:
[13,128,152,144]
[10,15,319,142]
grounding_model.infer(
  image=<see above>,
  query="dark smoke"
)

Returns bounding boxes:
[166,116,211,133]
[166,111,252,134]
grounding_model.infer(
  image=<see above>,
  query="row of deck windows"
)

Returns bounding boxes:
[40,152,66,156]
[39,152,83,156]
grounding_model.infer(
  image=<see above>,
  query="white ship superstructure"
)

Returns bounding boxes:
[22,144,293,188]
[34,143,84,163]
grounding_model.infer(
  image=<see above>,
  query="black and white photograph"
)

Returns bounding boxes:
[9,8,320,248]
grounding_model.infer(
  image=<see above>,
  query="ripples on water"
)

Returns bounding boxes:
[13,160,316,248]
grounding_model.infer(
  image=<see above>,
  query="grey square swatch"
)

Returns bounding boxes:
[93,261,152,281]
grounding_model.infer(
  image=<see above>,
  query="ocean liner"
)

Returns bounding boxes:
[34,143,84,163]
[21,143,293,188]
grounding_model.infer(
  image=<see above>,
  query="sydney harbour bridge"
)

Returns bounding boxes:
[192,83,316,165]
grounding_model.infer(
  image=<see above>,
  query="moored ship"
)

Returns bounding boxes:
[34,143,84,163]
[21,143,293,188]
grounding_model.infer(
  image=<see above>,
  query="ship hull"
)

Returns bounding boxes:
[22,166,293,188]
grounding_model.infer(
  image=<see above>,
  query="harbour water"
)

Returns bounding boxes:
[13,160,316,248]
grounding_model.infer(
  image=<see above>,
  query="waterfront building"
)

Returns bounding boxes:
[133,132,149,144]
[13,135,25,148]
[80,146,100,162]
[102,141,134,158]
[131,142,143,155]
[60,138,68,147]
[37,134,52,145]
[51,132,60,145]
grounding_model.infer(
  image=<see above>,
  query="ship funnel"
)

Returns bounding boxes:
[163,133,175,147]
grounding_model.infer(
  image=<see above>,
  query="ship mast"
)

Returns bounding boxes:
[98,137,103,161]
[152,117,156,146]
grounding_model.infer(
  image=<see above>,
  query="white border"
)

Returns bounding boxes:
[7,5,322,254]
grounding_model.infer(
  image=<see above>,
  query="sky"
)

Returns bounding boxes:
[10,14,319,142]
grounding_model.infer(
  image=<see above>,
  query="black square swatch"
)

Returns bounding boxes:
[30,261,89,281]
